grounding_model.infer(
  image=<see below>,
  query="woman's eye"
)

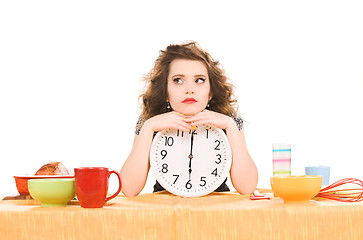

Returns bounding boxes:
[173,78,183,84]
[195,78,206,83]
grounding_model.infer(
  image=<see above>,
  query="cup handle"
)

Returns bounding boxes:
[105,170,122,203]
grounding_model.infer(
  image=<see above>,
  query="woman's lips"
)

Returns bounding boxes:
[182,98,197,104]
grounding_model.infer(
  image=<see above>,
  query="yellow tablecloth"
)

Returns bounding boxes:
[1,191,363,240]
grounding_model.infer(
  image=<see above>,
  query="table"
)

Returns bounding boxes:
[1,190,363,240]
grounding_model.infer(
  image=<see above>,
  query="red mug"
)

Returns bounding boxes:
[74,167,122,208]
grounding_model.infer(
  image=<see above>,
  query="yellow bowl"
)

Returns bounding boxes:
[270,175,322,203]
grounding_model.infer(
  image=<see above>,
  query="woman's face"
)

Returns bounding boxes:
[167,59,211,115]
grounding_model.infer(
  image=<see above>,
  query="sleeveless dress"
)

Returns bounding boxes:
[135,113,243,193]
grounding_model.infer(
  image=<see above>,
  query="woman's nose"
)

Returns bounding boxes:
[185,81,195,94]
[185,89,194,94]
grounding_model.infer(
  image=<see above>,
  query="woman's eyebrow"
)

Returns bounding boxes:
[171,74,207,78]
[171,74,185,78]
[194,74,206,78]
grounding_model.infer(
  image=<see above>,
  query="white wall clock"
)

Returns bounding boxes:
[150,124,232,197]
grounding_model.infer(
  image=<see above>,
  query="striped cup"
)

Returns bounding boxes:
[272,143,291,176]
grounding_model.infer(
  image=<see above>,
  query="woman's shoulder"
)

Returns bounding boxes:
[230,112,243,131]
[135,117,145,135]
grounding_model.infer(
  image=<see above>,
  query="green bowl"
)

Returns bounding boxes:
[28,178,75,207]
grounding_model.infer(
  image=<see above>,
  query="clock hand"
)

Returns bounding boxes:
[188,130,195,180]
[190,130,194,156]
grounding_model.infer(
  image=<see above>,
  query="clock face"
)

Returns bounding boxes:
[150,124,232,197]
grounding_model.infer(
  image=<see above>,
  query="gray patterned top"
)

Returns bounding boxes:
[135,114,243,135]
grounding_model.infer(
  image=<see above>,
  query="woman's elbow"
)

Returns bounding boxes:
[121,187,141,197]
[233,172,259,195]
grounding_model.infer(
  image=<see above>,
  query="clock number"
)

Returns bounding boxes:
[200,176,206,186]
[185,180,192,189]
[173,174,179,184]
[206,129,209,139]
[211,168,218,177]
[215,154,222,164]
[177,130,184,137]
[165,137,174,146]
[161,163,168,173]
[160,150,168,159]
[214,140,221,150]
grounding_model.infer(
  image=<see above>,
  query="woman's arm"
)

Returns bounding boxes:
[120,112,192,197]
[184,110,258,195]
[225,121,258,195]
[120,123,154,197]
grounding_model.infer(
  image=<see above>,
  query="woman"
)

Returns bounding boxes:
[121,41,258,197]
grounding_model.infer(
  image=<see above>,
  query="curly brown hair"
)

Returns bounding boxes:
[140,41,238,121]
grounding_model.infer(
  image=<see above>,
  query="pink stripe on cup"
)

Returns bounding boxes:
[273,158,291,162]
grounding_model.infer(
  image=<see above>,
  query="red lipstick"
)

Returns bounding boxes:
[182,98,197,104]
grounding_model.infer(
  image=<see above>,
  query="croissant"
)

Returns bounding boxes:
[35,162,70,175]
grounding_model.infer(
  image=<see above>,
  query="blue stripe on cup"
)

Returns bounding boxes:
[272,149,291,152]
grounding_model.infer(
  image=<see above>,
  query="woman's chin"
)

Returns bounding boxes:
[173,104,207,116]
[178,109,202,116]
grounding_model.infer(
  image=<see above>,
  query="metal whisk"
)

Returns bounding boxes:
[316,178,363,202]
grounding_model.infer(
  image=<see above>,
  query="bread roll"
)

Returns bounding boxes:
[35,162,70,175]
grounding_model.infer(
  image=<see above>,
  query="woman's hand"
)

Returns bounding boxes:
[183,109,236,130]
[143,111,193,133]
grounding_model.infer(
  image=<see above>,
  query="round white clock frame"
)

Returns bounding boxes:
[150,124,232,197]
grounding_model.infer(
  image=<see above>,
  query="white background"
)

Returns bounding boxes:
[1,1,362,196]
